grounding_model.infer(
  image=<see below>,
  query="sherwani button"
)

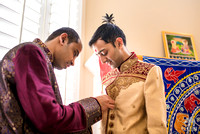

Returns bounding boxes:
[109,122,114,128]
[108,130,113,134]
[110,114,115,120]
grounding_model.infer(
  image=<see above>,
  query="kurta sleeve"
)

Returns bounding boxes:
[144,66,167,134]
[13,44,101,134]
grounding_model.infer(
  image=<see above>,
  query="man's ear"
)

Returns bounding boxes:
[59,33,68,45]
[115,37,123,48]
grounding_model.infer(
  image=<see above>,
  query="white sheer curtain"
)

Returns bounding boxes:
[85,54,105,134]
[0,0,82,105]
[50,0,82,105]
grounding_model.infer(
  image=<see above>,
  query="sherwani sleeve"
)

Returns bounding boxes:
[13,44,101,134]
[144,66,167,134]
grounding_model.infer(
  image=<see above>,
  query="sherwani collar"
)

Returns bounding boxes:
[119,52,138,73]
[33,38,53,63]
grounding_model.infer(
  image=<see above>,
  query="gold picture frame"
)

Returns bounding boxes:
[162,31,198,60]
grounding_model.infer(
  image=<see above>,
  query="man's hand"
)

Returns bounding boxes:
[96,95,115,112]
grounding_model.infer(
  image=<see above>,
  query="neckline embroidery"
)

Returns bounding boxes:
[119,52,138,72]
[33,38,53,63]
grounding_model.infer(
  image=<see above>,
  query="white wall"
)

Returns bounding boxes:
[79,0,200,99]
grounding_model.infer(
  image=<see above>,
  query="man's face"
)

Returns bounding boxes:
[54,39,82,70]
[92,39,123,69]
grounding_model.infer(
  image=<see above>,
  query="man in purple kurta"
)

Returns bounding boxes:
[0,27,115,134]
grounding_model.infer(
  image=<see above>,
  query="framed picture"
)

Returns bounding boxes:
[162,31,198,60]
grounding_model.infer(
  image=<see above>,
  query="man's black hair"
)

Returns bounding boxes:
[46,27,80,44]
[89,23,126,47]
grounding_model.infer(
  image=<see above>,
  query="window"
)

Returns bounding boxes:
[0,0,82,105]
[0,0,24,59]
[49,0,82,104]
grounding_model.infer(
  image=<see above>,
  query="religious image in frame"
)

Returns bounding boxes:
[162,31,198,60]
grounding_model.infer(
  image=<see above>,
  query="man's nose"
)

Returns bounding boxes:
[100,56,107,64]
[71,59,75,66]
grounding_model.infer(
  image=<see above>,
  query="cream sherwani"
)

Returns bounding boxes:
[101,53,167,134]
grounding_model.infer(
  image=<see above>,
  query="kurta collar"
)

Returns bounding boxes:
[119,52,138,72]
[33,38,53,63]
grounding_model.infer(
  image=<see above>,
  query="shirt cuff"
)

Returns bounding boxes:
[78,97,102,127]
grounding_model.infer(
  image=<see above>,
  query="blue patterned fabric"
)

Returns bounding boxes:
[143,56,200,134]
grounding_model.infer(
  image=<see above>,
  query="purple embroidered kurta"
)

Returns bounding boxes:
[0,39,101,134]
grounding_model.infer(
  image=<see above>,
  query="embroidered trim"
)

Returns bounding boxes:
[78,98,102,127]
[106,76,145,100]
[106,59,155,100]
[33,38,53,63]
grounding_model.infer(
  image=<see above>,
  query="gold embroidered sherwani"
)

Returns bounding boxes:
[101,53,167,134]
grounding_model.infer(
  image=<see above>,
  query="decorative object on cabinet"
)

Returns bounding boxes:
[162,31,198,60]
